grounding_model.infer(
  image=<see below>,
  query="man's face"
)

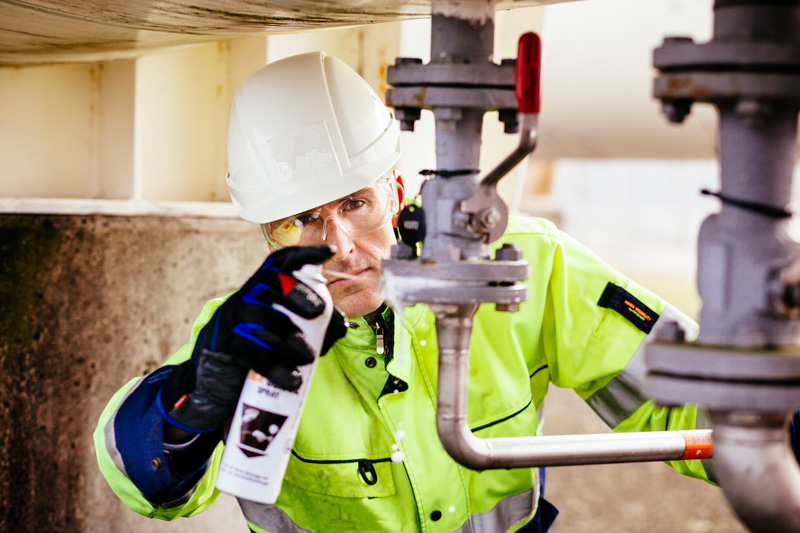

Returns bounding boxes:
[286,175,406,318]
[321,218,397,318]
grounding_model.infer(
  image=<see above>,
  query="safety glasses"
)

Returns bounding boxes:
[263,174,398,249]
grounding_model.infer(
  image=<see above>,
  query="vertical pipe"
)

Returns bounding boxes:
[714,2,800,42]
[697,106,800,347]
[430,0,494,172]
[431,0,494,64]
[421,0,496,263]
[696,4,800,530]
[434,304,484,467]
[717,108,797,221]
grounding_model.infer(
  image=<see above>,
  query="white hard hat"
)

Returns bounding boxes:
[226,51,401,224]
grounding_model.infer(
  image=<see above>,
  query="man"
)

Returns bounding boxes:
[94,52,709,532]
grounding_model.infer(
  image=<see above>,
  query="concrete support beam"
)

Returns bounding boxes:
[135,42,235,202]
[0,26,405,203]
[1,63,115,198]
[97,60,137,199]
[0,37,270,205]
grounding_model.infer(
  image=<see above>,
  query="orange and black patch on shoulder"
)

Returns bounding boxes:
[597,282,658,334]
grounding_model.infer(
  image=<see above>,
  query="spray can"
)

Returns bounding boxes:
[215,264,333,504]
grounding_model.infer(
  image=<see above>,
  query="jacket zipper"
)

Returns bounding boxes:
[364,304,392,361]
[372,323,385,355]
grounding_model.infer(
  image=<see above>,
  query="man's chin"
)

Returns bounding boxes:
[333,290,384,319]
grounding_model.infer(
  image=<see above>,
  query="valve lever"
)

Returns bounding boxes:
[462,32,542,243]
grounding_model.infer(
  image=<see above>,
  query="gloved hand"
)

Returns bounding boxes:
[159,245,347,433]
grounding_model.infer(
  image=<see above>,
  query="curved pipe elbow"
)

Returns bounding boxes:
[432,304,707,471]
[437,412,494,471]
[711,411,800,533]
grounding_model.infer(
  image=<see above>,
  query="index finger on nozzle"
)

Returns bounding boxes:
[264,244,338,272]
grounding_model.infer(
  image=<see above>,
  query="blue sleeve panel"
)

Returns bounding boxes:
[113,365,222,507]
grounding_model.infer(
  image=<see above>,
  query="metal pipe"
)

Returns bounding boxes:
[697,105,800,347]
[421,0,496,263]
[433,305,712,470]
[710,410,800,533]
[387,0,716,475]
[648,3,800,530]
[699,2,800,528]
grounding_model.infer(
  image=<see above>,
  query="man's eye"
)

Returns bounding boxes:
[344,199,366,212]
[294,213,319,226]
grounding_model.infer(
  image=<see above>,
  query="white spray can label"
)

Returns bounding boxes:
[215,264,332,504]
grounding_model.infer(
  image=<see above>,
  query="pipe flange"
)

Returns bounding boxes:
[386,280,528,306]
[382,257,529,283]
[386,86,517,112]
[382,258,528,307]
[654,72,800,103]
[646,374,800,411]
[645,341,800,410]
[647,341,800,381]
[387,60,515,88]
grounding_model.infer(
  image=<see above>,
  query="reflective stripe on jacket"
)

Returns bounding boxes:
[94,215,709,532]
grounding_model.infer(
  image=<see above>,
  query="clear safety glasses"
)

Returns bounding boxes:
[263,174,398,249]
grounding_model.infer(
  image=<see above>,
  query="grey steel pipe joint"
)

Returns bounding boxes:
[711,411,800,533]
[649,1,800,529]
[654,2,800,126]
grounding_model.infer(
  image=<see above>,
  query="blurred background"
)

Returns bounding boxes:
[0,0,776,530]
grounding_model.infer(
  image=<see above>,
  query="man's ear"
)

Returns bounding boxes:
[392,172,407,227]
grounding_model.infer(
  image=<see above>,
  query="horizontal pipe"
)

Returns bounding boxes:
[437,419,712,469]
[434,305,712,470]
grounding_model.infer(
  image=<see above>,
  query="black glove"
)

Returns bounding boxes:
[159,245,347,433]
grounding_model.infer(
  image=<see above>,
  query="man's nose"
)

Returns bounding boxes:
[322,217,355,260]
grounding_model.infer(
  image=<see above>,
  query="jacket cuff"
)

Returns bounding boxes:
[112,366,221,507]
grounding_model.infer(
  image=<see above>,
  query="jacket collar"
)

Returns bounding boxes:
[337,303,426,383]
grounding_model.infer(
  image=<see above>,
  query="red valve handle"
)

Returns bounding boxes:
[515,32,541,114]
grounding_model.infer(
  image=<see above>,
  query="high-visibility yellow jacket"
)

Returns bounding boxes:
[94,216,708,532]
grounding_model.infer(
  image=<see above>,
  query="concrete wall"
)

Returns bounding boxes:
[0,213,262,531]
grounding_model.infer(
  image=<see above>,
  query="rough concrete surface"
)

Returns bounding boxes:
[0,213,752,532]
[0,214,258,532]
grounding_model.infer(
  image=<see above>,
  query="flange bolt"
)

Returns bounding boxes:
[662,100,692,124]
